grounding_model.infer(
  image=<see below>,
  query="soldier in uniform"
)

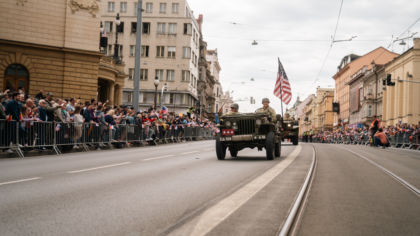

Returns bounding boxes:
[227,103,240,115]
[284,112,292,121]
[256,98,276,122]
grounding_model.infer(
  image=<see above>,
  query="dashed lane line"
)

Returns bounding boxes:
[181,151,200,155]
[143,155,176,161]
[67,162,131,174]
[0,177,42,186]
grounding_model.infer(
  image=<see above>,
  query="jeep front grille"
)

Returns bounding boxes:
[237,119,256,135]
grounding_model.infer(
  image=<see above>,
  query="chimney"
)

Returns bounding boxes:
[414,38,420,49]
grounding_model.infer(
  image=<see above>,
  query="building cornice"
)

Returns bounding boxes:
[0,39,103,57]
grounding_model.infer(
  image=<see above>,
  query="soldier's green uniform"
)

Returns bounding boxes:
[256,107,276,121]
[256,98,276,121]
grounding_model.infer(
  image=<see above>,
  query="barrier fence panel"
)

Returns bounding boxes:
[1,120,17,149]
[126,123,144,144]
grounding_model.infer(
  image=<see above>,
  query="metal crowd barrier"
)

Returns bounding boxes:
[300,132,419,150]
[0,119,216,157]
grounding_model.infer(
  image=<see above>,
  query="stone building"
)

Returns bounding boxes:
[382,38,420,126]
[333,48,398,127]
[101,0,201,112]
[196,14,216,118]
[206,49,223,113]
[0,0,125,104]
[348,64,386,128]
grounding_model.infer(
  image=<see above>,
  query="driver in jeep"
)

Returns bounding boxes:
[255,98,276,122]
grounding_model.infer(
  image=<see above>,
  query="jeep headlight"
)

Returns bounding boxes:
[256,119,262,125]
[232,122,238,130]
[225,121,232,127]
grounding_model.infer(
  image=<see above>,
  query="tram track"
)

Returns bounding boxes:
[278,145,317,236]
[340,146,420,197]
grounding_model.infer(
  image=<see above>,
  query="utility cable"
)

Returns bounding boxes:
[313,0,344,85]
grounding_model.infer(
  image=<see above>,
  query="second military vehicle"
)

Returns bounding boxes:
[280,118,299,145]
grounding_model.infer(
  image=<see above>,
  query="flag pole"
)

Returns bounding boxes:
[278,57,284,117]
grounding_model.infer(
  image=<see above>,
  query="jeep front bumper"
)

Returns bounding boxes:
[220,134,266,142]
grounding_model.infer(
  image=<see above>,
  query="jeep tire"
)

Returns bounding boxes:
[216,134,227,160]
[230,148,238,158]
[275,140,281,157]
[292,137,299,145]
[265,132,275,160]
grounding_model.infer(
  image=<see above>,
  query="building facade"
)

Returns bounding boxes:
[348,64,386,128]
[206,49,223,113]
[0,0,125,104]
[101,0,201,113]
[333,48,398,127]
[315,87,335,132]
[382,38,420,126]
[196,14,217,118]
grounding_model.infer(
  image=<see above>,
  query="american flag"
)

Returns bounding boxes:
[273,58,292,105]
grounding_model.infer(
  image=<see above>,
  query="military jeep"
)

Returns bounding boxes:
[215,113,282,160]
[280,119,299,145]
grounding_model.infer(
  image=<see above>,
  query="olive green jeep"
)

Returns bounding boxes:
[215,113,282,160]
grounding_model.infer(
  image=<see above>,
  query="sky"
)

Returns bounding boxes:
[187,0,420,113]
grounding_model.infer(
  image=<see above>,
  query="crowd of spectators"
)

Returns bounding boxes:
[301,122,420,148]
[1,89,216,152]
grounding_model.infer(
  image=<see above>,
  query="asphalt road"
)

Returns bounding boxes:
[0,141,419,236]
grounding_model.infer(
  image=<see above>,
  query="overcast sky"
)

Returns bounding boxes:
[187,0,420,113]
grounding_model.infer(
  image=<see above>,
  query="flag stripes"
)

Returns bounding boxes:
[274,58,292,105]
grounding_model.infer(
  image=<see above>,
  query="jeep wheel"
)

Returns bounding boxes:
[230,148,238,158]
[216,135,227,160]
[292,137,299,145]
[275,140,281,157]
[265,132,275,160]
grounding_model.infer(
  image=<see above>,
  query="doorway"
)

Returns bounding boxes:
[4,64,29,93]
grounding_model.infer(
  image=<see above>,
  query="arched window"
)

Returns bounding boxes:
[4,64,29,93]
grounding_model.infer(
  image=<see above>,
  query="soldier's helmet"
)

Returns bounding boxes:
[230,103,239,110]
[262,98,270,104]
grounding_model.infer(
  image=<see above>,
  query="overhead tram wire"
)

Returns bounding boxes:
[313,0,345,85]
[372,16,420,63]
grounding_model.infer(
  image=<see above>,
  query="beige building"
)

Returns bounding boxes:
[314,87,335,132]
[298,94,316,136]
[0,0,125,103]
[101,0,201,112]
[382,38,420,126]
[333,48,398,126]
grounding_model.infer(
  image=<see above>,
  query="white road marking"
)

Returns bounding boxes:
[181,151,200,155]
[0,177,42,186]
[67,162,131,174]
[170,145,302,236]
[343,147,420,196]
[143,155,175,161]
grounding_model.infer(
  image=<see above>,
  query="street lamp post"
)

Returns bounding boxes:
[113,13,121,63]
[160,83,167,108]
[133,0,143,111]
[154,77,160,109]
